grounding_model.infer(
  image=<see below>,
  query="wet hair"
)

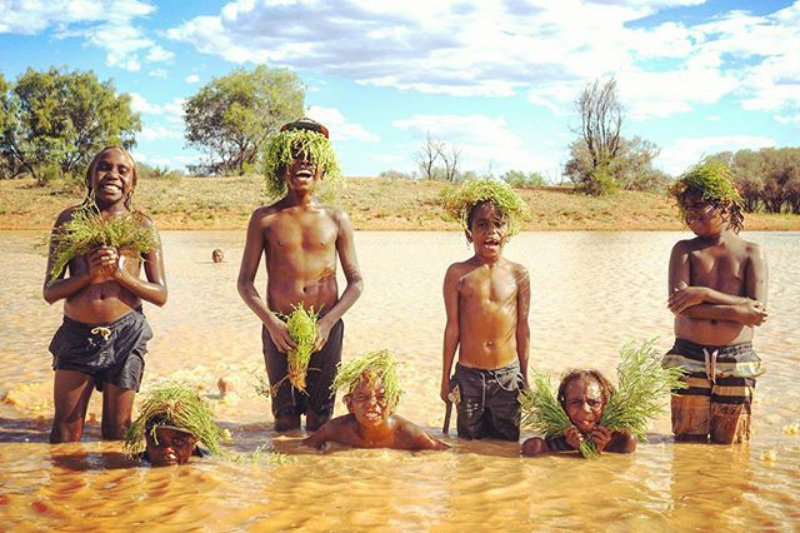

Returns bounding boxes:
[83,146,138,210]
[466,200,510,230]
[557,370,616,411]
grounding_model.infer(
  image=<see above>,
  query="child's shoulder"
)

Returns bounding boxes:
[503,258,528,277]
[54,204,83,225]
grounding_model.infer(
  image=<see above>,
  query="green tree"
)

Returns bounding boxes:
[184,66,304,176]
[0,67,140,184]
[564,136,667,193]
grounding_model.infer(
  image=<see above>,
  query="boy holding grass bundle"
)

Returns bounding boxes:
[303,350,448,451]
[238,118,363,432]
[664,159,768,444]
[440,180,530,441]
[43,146,167,443]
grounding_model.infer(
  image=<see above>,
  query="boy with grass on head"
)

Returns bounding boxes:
[440,180,530,441]
[43,146,167,444]
[664,159,768,444]
[303,350,448,451]
[238,118,363,433]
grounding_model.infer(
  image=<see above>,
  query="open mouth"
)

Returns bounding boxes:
[483,238,501,250]
[99,181,122,194]
[363,410,382,422]
[294,169,314,181]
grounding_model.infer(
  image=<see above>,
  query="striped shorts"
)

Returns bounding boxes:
[663,339,764,444]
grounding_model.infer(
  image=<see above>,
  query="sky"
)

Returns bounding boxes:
[1,0,798,180]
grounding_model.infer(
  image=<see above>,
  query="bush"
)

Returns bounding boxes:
[379,170,416,180]
[502,170,546,188]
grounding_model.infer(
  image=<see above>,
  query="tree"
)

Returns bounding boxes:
[0,67,140,184]
[573,77,624,195]
[184,66,304,176]
[563,136,666,193]
[415,132,443,180]
[438,143,462,183]
[502,170,546,188]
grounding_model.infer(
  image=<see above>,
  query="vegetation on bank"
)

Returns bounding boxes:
[2,176,799,231]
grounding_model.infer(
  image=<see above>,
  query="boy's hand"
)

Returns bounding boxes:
[738,300,769,326]
[564,427,583,450]
[87,246,118,282]
[668,285,707,314]
[440,379,451,404]
[313,316,334,352]
[590,426,613,454]
[266,320,297,353]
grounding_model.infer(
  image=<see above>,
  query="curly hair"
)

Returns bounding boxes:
[557,369,616,410]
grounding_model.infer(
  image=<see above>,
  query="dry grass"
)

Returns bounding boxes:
[2,176,799,231]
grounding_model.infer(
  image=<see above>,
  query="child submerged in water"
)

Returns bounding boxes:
[303,351,448,451]
[43,146,167,443]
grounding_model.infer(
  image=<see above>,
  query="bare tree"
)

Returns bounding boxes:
[578,76,623,175]
[416,132,443,180]
[438,143,462,182]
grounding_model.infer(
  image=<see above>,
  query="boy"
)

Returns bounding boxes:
[664,159,768,444]
[440,180,530,441]
[43,146,167,443]
[238,118,363,432]
[303,350,448,451]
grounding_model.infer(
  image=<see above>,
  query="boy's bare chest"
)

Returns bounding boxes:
[265,217,338,253]
[459,271,517,304]
[689,248,747,289]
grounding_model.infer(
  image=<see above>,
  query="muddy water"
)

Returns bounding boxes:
[1,230,799,531]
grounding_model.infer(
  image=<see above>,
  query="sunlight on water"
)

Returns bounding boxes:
[1,230,799,530]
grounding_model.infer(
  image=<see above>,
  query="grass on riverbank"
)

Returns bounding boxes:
[1,176,799,231]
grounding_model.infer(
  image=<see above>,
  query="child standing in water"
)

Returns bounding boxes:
[664,159,768,444]
[238,119,363,432]
[440,180,530,441]
[43,146,167,443]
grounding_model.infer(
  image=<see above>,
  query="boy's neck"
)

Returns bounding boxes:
[471,254,503,267]
[284,190,316,207]
[95,198,129,216]
[696,226,734,246]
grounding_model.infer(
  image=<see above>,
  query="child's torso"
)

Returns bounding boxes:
[65,252,143,324]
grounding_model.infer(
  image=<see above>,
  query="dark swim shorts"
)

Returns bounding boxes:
[262,319,343,419]
[452,361,524,441]
[49,309,152,392]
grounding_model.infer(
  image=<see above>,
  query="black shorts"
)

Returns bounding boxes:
[452,361,524,441]
[262,319,343,419]
[49,309,152,392]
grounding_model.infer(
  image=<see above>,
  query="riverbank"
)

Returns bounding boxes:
[2,176,799,230]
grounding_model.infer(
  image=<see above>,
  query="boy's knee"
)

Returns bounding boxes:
[50,423,83,443]
[101,421,130,441]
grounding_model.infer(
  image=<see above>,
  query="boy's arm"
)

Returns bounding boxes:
[515,267,531,388]
[43,209,94,304]
[441,265,460,403]
[314,210,364,350]
[397,418,450,451]
[745,243,768,308]
[302,420,336,450]
[108,219,167,306]
[667,242,744,313]
[236,210,295,352]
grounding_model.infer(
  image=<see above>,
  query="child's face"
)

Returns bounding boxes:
[682,192,726,236]
[466,203,509,258]
[90,148,136,205]
[145,426,198,466]
[345,375,391,427]
[283,145,323,195]
[563,377,605,434]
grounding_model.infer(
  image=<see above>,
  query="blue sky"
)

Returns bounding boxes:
[1,0,798,180]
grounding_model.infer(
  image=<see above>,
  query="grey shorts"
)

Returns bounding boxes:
[49,309,152,392]
[452,361,524,441]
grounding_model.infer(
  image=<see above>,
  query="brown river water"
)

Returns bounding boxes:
[1,230,798,531]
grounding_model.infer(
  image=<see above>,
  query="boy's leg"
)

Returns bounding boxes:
[262,326,301,431]
[101,384,136,440]
[51,370,95,443]
[485,370,522,441]
[671,375,712,442]
[453,365,486,439]
[710,377,754,444]
[306,320,344,431]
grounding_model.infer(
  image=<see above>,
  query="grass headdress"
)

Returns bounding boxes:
[332,350,404,410]
[669,158,744,233]
[441,179,529,236]
[520,339,686,459]
[124,382,227,457]
[262,118,341,200]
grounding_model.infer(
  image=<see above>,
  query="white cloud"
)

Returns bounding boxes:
[774,114,800,126]
[139,125,183,142]
[146,45,174,62]
[148,69,168,78]
[129,93,185,124]
[657,135,776,175]
[707,115,721,121]
[133,153,198,170]
[185,74,201,84]
[129,93,162,114]
[306,106,380,143]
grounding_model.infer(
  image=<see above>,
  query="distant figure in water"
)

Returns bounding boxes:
[521,370,636,456]
[212,249,224,263]
[663,159,768,444]
[304,351,448,451]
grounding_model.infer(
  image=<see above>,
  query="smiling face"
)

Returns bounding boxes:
[282,144,323,195]
[682,191,727,237]
[466,202,509,259]
[345,373,391,428]
[88,148,136,207]
[145,426,198,466]
[563,377,606,434]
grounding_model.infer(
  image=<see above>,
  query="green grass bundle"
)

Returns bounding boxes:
[331,349,404,410]
[441,179,529,235]
[669,158,742,216]
[521,339,686,459]
[262,128,342,200]
[49,205,159,282]
[123,381,227,457]
[284,305,321,393]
